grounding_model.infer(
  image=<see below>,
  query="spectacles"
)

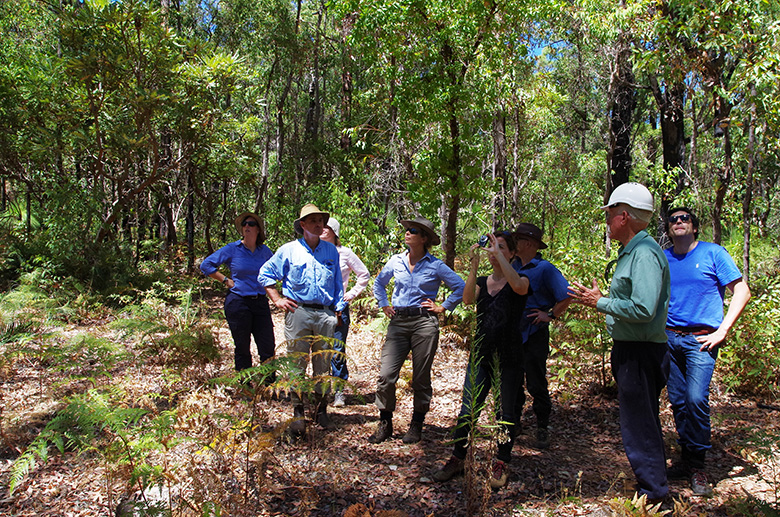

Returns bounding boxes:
[668,214,691,224]
[242,220,259,227]
[405,227,420,235]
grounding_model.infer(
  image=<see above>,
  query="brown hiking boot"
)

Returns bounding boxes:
[432,455,465,482]
[490,459,509,489]
[368,419,392,443]
[316,406,336,430]
[289,405,306,437]
[402,421,423,444]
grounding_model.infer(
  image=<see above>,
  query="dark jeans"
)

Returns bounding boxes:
[331,306,351,381]
[453,346,523,463]
[515,327,552,428]
[612,340,670,500]
[224,292,275,371]
[666,329,718,466]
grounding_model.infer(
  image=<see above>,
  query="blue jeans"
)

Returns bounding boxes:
[666,330,718,464]
[331,306,351,381]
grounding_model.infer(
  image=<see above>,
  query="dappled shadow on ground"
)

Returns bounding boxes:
[1,298,777,516]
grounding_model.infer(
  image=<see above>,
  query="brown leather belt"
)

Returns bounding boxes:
[666,326,714,336]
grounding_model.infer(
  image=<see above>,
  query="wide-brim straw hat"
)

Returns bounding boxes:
[294,203,330,234]
[399,216,441,246]
[514,222,547,249]
[234,212,266,242]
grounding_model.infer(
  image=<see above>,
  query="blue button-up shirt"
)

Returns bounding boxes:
[513,254,570,341]
[200,241,274,297]
[373,250,465,311]
[258,238,346,311]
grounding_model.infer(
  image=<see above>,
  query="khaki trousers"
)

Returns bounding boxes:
[375,314,439,414]
[285,306,337,402]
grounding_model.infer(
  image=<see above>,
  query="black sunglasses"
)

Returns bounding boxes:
[242,219,259,227]
[668,214,691,224]
[405,227,421,235]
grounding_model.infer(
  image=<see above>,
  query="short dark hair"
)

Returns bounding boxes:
[665,206,699,239]
[494,231,516,252]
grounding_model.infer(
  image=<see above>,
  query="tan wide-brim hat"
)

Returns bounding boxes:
[399,216,441,246]
[294,203,330,234]
[235,212,266,242]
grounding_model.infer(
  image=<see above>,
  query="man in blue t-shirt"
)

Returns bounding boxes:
[664,207,751,495]
[511,223,572,449]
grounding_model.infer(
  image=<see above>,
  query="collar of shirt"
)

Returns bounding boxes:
[618,230,649,258]
[387,251,439,307]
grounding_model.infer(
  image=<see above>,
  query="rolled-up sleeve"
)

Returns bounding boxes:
[258,250,286,287]
[344,250,370,301]
[373,258,395,308]
[438,262,465,311]
[200,246,228,276]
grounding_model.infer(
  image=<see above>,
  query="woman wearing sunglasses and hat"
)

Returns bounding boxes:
[369,216,465,444]
[200,212,275,378]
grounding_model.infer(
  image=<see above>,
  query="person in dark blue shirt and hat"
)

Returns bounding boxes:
[201,212,275,375]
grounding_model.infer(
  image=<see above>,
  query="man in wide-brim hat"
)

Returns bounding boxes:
[259,203,345,437]
[511,222,571,450]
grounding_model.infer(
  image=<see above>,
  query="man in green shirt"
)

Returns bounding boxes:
[569,182,670,503]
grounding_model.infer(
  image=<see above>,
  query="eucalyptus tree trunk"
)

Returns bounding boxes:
[648,77,686,219]
[492,109,507,227]
[186,164,195,273]
[712,99,732,246]
[742,84,756,280]
[607,31,634,191]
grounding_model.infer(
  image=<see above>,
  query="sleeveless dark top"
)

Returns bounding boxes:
[474,275,529,359]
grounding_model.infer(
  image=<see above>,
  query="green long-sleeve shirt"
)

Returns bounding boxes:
[596,230,670,343]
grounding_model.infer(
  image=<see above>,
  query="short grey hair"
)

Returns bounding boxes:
[618,203,653,224]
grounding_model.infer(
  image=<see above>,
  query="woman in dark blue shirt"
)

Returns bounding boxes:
[201,212,275,374]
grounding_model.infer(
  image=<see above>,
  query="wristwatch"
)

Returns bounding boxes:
[547,308,556,320]
[222,277,230,284]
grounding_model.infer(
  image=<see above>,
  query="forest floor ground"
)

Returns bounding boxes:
[1,291,779,516]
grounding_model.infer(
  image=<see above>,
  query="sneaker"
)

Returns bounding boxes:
[666,461,691,479]
[368,419,393,444]
[690,469,712,496]
[490,459,508,489]
[432,455,465,482]
[333,391,346,407]
[402,421,423,444]
[534,427,550,449]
